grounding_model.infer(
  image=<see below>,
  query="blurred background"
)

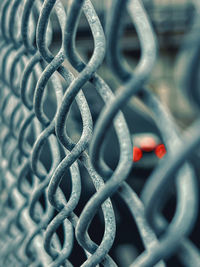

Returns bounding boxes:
[1,0,200,266]
[43,0,200,265]
[50,0,198,128]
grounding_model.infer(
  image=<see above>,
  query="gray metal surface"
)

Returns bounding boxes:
[0,0,199,266]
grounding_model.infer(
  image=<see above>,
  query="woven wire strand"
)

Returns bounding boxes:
[0,0,199,266]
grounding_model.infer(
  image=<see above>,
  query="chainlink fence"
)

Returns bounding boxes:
[0,0,200,266]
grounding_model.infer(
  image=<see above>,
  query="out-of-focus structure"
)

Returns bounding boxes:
[0,0,199,266]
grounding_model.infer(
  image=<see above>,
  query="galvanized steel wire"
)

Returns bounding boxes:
[0,0,199,266]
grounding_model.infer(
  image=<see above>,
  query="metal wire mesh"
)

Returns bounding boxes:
[0,0,199,266]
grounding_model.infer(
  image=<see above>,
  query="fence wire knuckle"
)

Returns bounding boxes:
[0,0,199,266]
